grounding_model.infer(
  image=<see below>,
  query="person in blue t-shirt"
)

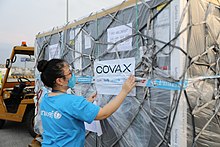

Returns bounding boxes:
[37,59,136,147]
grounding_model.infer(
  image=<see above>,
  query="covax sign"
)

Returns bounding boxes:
[94,58,135,96]
[94,58,135,76]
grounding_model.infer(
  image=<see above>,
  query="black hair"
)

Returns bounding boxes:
[37,59,68,88]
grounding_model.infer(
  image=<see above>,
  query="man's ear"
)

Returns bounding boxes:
[55,78,64,86]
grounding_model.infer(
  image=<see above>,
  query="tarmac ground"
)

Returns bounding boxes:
[0,121,33,147]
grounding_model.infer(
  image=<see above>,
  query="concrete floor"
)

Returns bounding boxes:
[0,121,33,147]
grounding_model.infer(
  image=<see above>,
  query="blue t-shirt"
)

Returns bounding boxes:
[40,93,100,147]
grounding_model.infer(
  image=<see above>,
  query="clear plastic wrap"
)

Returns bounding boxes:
[35,0,220,146]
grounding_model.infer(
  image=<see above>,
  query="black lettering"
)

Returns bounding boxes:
[115,65,122,73]
[97,63,132,74]
[123,64,131,72]
[103,65,109,73]
[109,65,116,73]
[96,66,102,74]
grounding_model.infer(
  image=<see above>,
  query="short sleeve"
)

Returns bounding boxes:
[70,96,100,124]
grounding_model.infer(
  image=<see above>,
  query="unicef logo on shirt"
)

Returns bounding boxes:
[54,111,62,119]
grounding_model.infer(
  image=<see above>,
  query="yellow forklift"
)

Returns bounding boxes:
[0,43,36,137]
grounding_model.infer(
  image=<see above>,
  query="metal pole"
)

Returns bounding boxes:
[66,0,69,23]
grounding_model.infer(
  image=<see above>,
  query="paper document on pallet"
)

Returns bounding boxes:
[84,101,102,136]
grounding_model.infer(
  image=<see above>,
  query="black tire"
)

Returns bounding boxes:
[26,109,37,138]
[0,119,5,129]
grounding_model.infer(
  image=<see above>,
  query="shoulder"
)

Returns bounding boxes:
[59,94,85,102]
[65,93,84,99]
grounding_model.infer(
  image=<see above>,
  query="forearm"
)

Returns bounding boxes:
[95,90,128,120]
[95,75,136,120]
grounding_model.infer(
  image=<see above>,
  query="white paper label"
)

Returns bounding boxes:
[107,23,132,52]
[94,58,136,96]
[49,44,60,60]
